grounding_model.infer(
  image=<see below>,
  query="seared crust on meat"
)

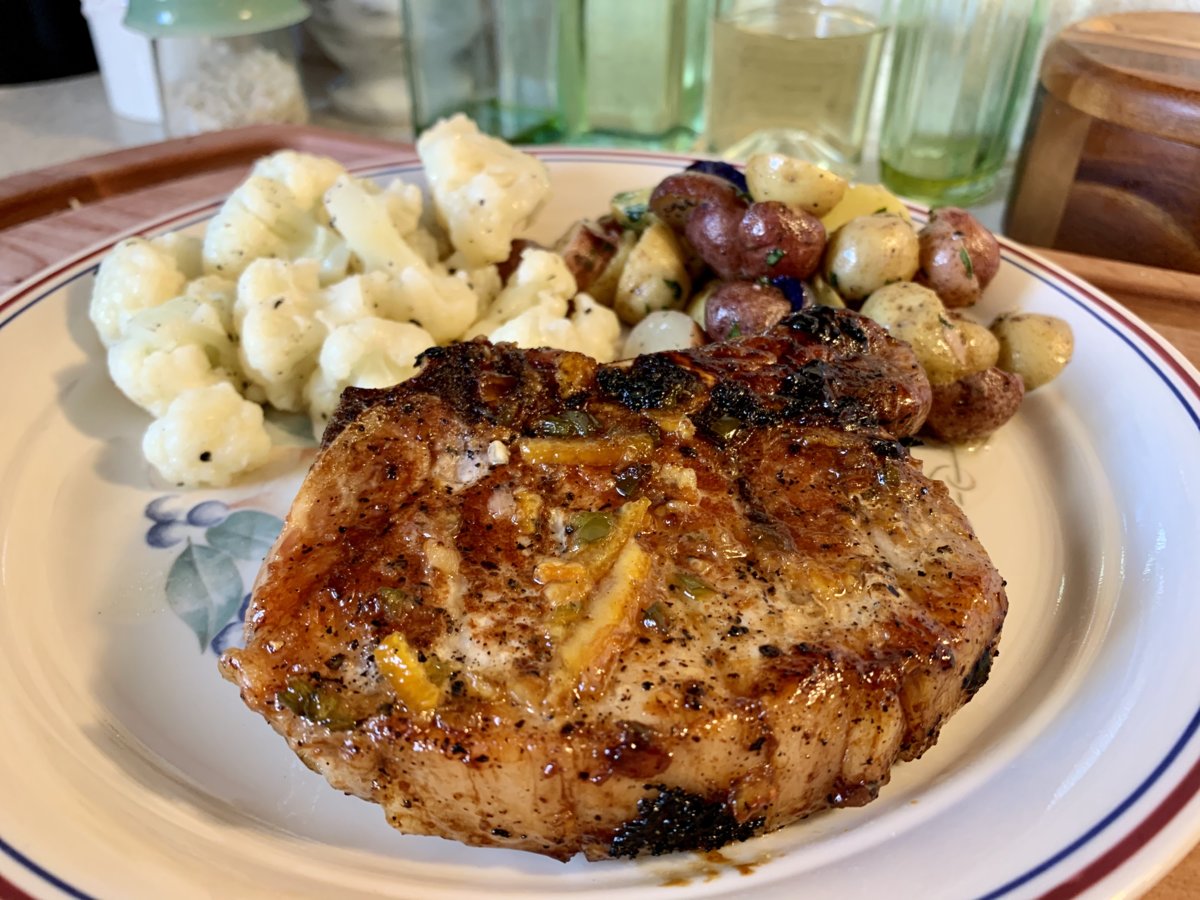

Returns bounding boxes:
[220,307,1005,860]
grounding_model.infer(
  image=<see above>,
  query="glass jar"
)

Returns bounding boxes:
[125,0,311,137]
[1006,12,1200,273]
[402,0,713,149]
[306,0,409,125]
[706,0,893,176]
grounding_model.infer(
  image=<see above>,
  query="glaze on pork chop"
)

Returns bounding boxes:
[221,307,1007,860]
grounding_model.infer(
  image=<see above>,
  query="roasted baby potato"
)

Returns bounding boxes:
[745,153,847,217]
[554,221,618,295]
[614,220,691,325]
[686,201,825,282]
[704,280,791,341]
[610,187,654,231]
[808,272,846,308]
[923,367,1025,443]
[915,207,1001,308]
[587,229,637,306]
[821,182,912,233]
[686,280,719,328]
[683,201,747,282]
[952,313,1001,375]
[736,201,826,281]
[822,213,919,303]
[649,172,747,232]
[991,312,1074,390]
[622,310,705,358]
[859,282,969,385]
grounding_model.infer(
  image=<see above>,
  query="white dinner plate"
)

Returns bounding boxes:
[1,150,1199,899]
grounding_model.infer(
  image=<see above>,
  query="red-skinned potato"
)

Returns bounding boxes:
[684,202,747,281]
[923,366,1024,443]
[704,280,791,341]
[553,221,618,294]
[737,201,826,280]
[649,172,748,232]
[686,201,826,282]
[915,207,1001,308]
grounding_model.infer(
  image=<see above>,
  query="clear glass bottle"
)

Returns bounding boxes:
[125,0,310,137]
[706,0,892,176]
[403,0,713,149]
[565,0,714,149]
[878,0,1046,205]
[403,0,568,144]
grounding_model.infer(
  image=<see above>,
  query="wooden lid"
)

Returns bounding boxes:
[1040,12,1200,146]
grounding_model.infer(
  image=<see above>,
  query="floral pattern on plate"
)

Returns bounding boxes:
[143,495,283,653]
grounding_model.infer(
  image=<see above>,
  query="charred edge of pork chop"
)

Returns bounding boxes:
[223,307,1002,861]
[322,307,932,449]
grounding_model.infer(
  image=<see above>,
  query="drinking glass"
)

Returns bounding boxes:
[879,0,1047,205]
[404,0,714,149]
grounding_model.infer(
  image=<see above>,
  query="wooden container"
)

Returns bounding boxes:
[1005,12,1200,273]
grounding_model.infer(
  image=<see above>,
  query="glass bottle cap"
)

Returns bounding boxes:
[125,0,310,38]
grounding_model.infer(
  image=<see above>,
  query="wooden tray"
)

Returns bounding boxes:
[0,127,1197,899]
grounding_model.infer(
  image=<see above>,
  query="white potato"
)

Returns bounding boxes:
[991,312,1074,390]
[821,183,912,234]
[623,310,705,358]
[686,281,719,329]
[613,220,691,325]
[587,229,636,307]
[745,154,847,217]
[808,273,846,309]
[859,282,968,385]
[952,314,1000,376]
[823,214,920,302]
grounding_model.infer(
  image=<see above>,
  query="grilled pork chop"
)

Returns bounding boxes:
[220,307,1007,860]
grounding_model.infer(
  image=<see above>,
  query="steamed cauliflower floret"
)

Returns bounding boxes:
[304,317,436,436]
[456,264,502,310]
[319,271,406,328]
[150,232,204,279]
[470,249,575,337]
[89,237,188,347]
[181,275,237,330]
[379,179,424,237]
[108,293,243,417]
[235,258,327,411]
[203,175,349,284]
[488,293,620,363]
[143,382,272,487]
[417,114,551,267]
[251,150,347,216]
[324,174,477,341]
